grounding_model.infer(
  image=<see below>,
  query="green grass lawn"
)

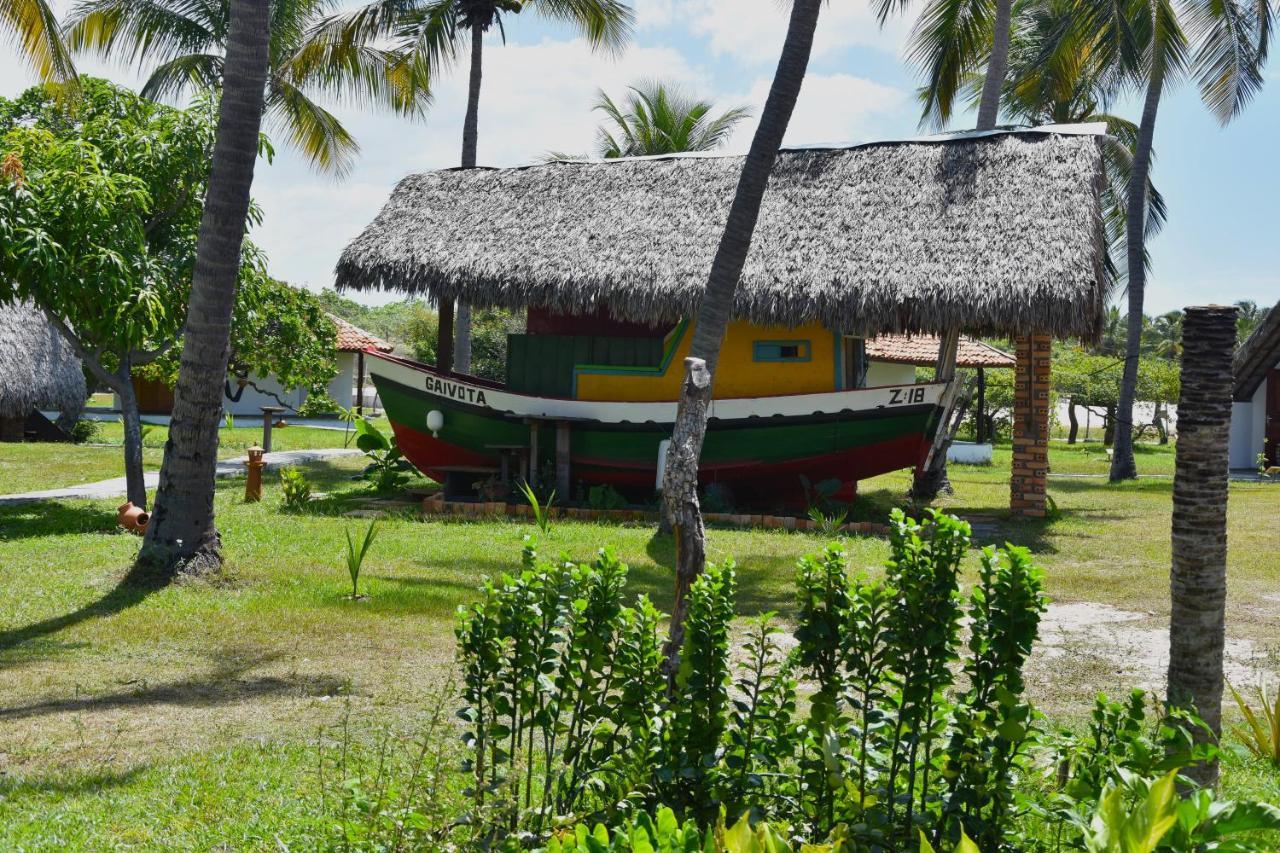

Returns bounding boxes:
[0,422,358,495]
[0,444,1275,848]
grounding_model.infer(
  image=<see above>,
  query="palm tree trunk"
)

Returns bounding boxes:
[453,20,484,375]
[1167,305,1236,788]
[976,0,1014,129]
[115,363,148,509]
[1067,398,1079,444]
[1110,68,1162,482]
[661,0,823,662]
[137,0,271,577]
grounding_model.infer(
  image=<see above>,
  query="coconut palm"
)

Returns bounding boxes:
[591,81,750,158]
[314,0,632,372]
[1235,299,1264,342]
[660,0,823,663]
[1,0,76,83]
[64,0,432,176]
[139,0,273,577]
[1104,0,1273,482]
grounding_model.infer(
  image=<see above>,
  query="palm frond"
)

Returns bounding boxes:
[267,77,360,177]
[64,0,217,66]
[907,0,993,130]
[140,51,223,102]
[1,0,78,83]
[390,0,460,82]
[1184,0,1270,124]
[532,0,633,55]
[282,33,433,117]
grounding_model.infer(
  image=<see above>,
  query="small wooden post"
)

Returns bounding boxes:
[355,350,365,417]
[1167,305,1237,788]
[260,405,285,453]
[975,367,987,445]
[244,445,265,502]
[555,421,571,498]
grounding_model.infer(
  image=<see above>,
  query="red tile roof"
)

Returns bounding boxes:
[865,335,1014,369]
[328,313,393,353]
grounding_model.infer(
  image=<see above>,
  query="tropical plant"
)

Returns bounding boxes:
[343,520,377,599]
[1104,0,1274,481]
[278,464,312,509]
[587,483,626,511]
[517,479,555,536]
[317,0,632,370]
[1228,679,1280,765]
[587,81,749,159]
[1235,299,1265,343]
[354,417,414,491]
[1,0,77,85]
[139,0,273,578]
[64,0,432,175]
[659,0,824,654]
[806,506,847,538]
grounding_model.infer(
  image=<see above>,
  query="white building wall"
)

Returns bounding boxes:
[223,351,357,416]
[1228,357,1276,469]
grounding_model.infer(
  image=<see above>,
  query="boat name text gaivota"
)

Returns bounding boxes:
[425,375,489,407]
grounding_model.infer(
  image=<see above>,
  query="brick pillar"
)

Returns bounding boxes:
[1010,334,1051,518]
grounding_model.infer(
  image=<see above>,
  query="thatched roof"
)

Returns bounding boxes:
[336,125,1108,339]
[0,301,86,420]
[866,334,1015,369]
[1234,301,1279,401]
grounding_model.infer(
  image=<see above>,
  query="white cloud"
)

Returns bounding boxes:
[722,72,912,151]
[677,0,917,65]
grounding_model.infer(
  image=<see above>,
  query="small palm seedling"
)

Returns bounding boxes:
[224,412,235,430]
[1229,679,1280,766]
[807,505,848,538]
[518,480,555,536]
[344,521,377,601]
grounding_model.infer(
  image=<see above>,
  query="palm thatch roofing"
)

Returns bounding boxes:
[1234,301,1280,400]
[0,301,86,420]
[866,334,1015,369]
[336,125,1108,339]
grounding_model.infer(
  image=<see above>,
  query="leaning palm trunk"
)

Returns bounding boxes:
[1167,304,1236,788]
[660,0,823,669]
[1110,68,1163,482]
[452,20,485,374]
[138,0,271,577]
[913,0,1015,500]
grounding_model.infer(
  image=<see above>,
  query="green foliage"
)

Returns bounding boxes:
[806,507,848,538]
[343,521,377,600]
[279,466,312,510]
[354,418,414,492]
[67,417,100,443]
[588,81,750,159]
[407,305,523,381]
[588,484,627,511]
[518,480,556,536]
[1227,679,1280,766]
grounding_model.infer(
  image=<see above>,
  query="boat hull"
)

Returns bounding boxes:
[367,355,942,506]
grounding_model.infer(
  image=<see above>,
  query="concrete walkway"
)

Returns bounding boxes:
[0,448,363,505]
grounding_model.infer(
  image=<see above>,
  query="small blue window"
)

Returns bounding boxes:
[753,340,811,362]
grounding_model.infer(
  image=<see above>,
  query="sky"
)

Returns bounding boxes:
[2,0,1276,315]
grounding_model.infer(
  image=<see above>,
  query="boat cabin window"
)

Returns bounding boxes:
[842,336,868,389]
[753,340,811,362]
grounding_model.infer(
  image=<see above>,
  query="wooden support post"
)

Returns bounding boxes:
[1167,305,1237,788]
[527,420,539,488]
[555,421,571,498]
[914,328,961,497]
[1010,334,1051,517]
[976,367,987,445]
[437,299,454,373]
[355,351,365,417]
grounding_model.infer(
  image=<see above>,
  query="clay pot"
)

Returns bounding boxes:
[117,501,150,534]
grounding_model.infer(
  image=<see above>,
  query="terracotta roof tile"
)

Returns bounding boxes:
[866,335,1014,369]
[328,313,394,353]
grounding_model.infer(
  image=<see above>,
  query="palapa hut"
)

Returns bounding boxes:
[0,301,86,441]
[1229,301,1280,469]
[336,125,1108,514]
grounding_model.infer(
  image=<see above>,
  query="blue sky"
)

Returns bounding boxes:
[2,0,1276,314]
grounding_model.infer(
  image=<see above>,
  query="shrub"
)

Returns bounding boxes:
[587,484,627,511]
[354,418,414,492]
[279,466,311,509]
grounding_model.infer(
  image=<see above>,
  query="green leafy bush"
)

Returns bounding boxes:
[587,484,627,511]
[354,418,415,492]
[279,466,311,510]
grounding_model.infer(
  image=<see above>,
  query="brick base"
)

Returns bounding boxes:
[1010,334,1051,518]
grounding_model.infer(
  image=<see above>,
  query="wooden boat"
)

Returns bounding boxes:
[367,343,944,507]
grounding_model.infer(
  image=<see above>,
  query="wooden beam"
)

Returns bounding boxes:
[921,327,962,472]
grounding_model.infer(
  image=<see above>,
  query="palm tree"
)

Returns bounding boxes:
[660,0,823,666]
[892,0,1019,131]
[1235,299,1264,342]
[591,81,750,158]
[1,0,76,84]
[138,0,273,578]
[64,0,431,176]
[316,0,632,372]
[1145,309,1183,359]
[1106,0,1272,482]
